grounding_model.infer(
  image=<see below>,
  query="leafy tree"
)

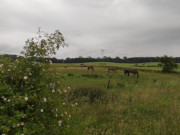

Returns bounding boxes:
[0,29,71,134]
[158,55,178,72]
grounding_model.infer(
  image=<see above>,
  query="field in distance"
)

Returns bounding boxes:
[52,62,180,135]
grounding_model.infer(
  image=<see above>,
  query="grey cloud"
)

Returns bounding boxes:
[0,43,21,54]
[0,0,180,58]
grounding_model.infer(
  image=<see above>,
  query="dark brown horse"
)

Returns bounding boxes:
[124,69,139,78]
[88,66,94,71]
[108,67,117,74]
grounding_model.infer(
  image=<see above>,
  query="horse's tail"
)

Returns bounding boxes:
[124,70,127,75]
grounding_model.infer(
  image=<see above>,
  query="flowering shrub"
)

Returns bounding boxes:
[0,29,70,135]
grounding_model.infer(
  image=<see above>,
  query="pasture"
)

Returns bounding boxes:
[52,62,180,135]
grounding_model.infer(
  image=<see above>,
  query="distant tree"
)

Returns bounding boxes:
[158,55,178,72]
[123,56,127,60]
[78,56,83,58]
[123,56,127,63]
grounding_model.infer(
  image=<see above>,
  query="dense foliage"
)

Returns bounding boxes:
[0,29,70,135]
[158,55,178,72]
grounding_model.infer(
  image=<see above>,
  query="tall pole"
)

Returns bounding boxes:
[101,49,104,62]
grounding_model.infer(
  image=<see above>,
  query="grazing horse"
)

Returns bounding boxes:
[88,66,94,71]
[124,69,139,78]
[108,67,117,74]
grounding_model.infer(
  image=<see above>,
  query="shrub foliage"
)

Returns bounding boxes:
[158,55,178,72]
[0,29,70,135]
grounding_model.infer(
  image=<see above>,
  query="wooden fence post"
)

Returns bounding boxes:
[107,80,111,88]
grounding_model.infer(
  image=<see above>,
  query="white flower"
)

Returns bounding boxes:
[0,64,3,67]
[63,103,65,105]
[56,108,58,112]
[75,103,78,105]
[40,109,44,112]
[17,124,20,127]
[8,69,11,71]
[3,98,7,101]
[43,98,47,102]
[8,99,11,102]
[21,122,24,126]
[58,120,62,124]
[55,114,58,117]
[58,120,62,126]
[52,89,55,93]
[29,73,32,76]
[24,97,28,101]
[24,76,28,80]
[68,87,70,89]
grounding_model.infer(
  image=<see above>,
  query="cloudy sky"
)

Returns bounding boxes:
[0,0,180,59]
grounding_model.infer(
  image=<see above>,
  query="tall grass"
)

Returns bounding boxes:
[53,62,180,135]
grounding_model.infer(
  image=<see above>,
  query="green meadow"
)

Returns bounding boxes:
[52,62,180,135]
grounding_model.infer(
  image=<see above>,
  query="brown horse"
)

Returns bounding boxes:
[124,69,139,78]
[108,67,117,74]
[88,66,94,71]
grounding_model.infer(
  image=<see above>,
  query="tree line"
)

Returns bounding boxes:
[1,54,180,63]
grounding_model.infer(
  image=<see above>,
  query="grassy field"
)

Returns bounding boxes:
[53,62,180,135]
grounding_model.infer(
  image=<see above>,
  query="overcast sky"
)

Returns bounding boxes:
[0,0,180,59]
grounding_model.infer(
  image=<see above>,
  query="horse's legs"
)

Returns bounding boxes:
[137,72,139,78]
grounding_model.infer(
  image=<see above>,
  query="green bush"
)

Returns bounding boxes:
[0,29,71,135]
[158,55,178,72]
[68,87,115,103]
